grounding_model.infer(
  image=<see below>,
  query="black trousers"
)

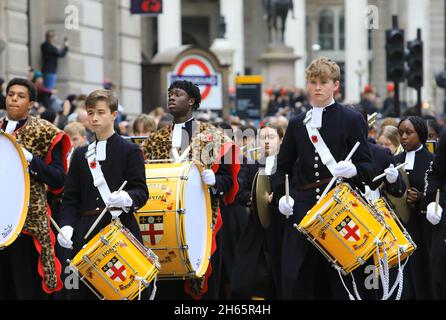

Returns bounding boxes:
[281,200,350,300]
[0,234,50,300]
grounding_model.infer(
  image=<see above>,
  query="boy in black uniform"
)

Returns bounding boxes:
[271,57,375,299]
[142,81,240,300]
[57,89,149,299]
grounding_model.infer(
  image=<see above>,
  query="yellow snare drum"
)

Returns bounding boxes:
[69,220,160,300]
[297,183,388,274]
[372,198,416,269]
[136,160,212,279]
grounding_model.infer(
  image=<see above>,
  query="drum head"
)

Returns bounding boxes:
[184,163,211,276]
[0,133,29,248]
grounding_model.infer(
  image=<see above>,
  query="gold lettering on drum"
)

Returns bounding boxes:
[149,195,166,201]
[318,207,347,239]
[353,234,369,251]
[160,251,177,264]
[101,242,121,259]
[119,274,136,291]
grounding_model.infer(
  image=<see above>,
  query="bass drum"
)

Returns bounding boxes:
[136,160,212,279]
[0,131,30,248]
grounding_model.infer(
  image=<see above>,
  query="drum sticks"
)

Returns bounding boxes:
[84,180,128,240]
[50,217,73,250]
[372,162,408,183]
[435,188,440,216]
[319,142,360,203]
[285,174,290,219]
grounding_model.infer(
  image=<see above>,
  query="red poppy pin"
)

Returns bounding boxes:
[311,135,318,143]
[89,161,97,169]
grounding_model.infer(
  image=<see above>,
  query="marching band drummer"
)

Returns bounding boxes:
[231,122,284,299]
[57,89,149,299]
[141,80,240,300]
[424,129,446,299]
[395,116,434,299]
[354,105,406,201]
[0,78,71,299]
[271,57,376,299]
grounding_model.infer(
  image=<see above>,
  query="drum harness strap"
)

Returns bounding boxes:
[375,240,409,300]
[86,141,127,216]
[86,142,157,300]
[304,110,338,176]
[336,238,408,300]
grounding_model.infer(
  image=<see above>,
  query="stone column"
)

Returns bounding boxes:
[33,0,104,98]
[157,0,181,52]
[220,0,244,79]
[285,0,306,88]
[0,0,29,79]
[118,0,142,116]
[345,0,369,103]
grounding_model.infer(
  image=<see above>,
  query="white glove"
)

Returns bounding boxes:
[333,160,357,179]
[57,226,73,249]
[279,195,294,217]
[21,147,33,163]
[384,164,399,184]
[106,190,133,208]
[426,202,443,225]
[201,169,216,186]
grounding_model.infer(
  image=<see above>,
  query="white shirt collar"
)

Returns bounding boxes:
[265,155,276,175]
[310,99,335,128]
[96,140,107,161]
[172,117,194,148]
[404,145,424,171]
[173,117,194,127]
[4,116,18,135]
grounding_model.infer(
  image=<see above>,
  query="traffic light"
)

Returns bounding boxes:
[406,37,423,88]
[385,28,405,82]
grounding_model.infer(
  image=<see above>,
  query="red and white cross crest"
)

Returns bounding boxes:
[335,216,361,242]
[140,216,164,246]
[102,257,127,282]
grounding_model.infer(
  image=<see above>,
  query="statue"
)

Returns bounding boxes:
[262,0,294,45]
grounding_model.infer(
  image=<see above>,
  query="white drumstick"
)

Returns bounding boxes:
[319,142,360,203]
[435,188,440,215]
[285,174,290,219]
[50,216,73,250]
[84,180,128,240]
[372,162,408,183]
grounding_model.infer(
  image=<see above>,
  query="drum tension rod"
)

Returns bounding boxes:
[100,235,110,246]
[333,195,342,204]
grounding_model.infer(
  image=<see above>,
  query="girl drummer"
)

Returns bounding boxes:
[395,116,435,299]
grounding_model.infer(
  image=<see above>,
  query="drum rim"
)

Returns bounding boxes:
[0,132,30,248]
[178,160,212,278]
